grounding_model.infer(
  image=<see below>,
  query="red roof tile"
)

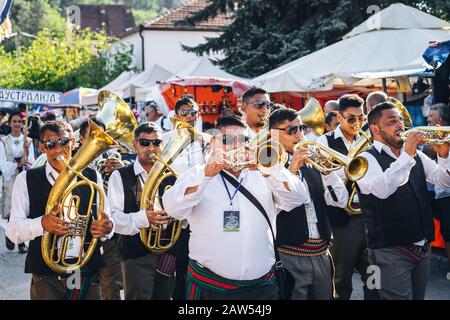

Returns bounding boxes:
[145,0,233,31]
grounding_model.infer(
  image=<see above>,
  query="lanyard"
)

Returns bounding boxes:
[220,172,243,207]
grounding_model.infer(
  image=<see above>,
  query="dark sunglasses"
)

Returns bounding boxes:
[178,109,198,117]
[41,137,71,149]
[138,138,162,147]
[276,124,308,135]
[249,100,273,109]
[341,114,366,124]
[222,134,250,145]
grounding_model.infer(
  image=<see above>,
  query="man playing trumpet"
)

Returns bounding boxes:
[6,121,114,300]
[269,108,349,299]
[162,116,308,300]
[357,102,450,299]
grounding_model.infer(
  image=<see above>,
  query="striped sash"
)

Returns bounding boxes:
[186,259,277,300]
[277,239,329,257]
[63,270,95,300]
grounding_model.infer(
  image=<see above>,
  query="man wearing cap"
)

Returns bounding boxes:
[145,101,172,133]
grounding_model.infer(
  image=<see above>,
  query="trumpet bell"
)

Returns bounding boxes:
[346,156,368,182]
[297,98,325,136]
[256,140,287,175]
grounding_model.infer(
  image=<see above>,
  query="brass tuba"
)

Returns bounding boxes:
[297,98,325,136]
[41,90,137,273]
[139,118,203,254]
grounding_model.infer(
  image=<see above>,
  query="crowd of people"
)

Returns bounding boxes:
[0,87,449,300]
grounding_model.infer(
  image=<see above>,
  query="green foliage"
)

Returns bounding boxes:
[180,0,450,78]
[0,29,135,91]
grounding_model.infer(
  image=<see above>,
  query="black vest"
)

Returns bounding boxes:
[325,131,359,227]
[276,166,332,245]
[359,148,435,249]
[25,166,104,275]
[116,164,151,260]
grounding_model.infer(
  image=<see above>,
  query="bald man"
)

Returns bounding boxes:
[324,100,339,115]
[365,91,388,114]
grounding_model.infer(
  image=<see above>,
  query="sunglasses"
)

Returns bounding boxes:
[222,134,250,145]
[341,114,366,124]
[249,100,273,109]
[138,138,162,147]
[276,124,308,135]
[178,109,198,117]
[41,137,71,150]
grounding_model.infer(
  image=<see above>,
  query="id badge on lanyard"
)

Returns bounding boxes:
[220,173,243,232]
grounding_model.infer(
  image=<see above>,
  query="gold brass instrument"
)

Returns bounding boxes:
[42,90,137,273]
[401,126,450,145]
[297,98,325,136]
[294,140,368,182]
[139,118,202,254]
[224,128,288,175]
[344,97,413,215]
[32,89,138,168]
[95,152,130,193]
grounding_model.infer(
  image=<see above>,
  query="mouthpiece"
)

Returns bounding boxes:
[57,155,65,161]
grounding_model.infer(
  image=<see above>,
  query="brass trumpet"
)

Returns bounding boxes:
[401,126,450,145]
[294,140,368,182]
[223,128,288,175]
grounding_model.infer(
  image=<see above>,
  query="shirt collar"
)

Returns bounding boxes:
[373,140,404,159]
[45,162,60,185]
[133,159,148,176]
[334,125,360,142]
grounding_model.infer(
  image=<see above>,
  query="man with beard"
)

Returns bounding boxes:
[357,102,450,299]
[241,87,271,137]
[107,122,174,299]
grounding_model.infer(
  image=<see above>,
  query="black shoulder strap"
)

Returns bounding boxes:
[220,171,283,268]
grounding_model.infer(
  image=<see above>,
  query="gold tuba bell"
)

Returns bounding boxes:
[297,98,325,136]
[139,118,203,254]
[41,90,137,273]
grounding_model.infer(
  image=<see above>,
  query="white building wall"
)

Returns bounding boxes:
[121,29,224,72]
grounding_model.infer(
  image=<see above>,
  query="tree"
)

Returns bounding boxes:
[179,0,450,78]
[0,28,135,91]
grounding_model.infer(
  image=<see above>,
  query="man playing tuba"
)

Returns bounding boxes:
[107,122,175,300]
[6,120,114,300]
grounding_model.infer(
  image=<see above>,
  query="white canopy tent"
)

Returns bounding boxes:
[252,3,450,93]
[82,70,137,105]
[166,56,245,82]
[135,57,248,114]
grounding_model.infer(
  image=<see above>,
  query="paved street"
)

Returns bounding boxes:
[0,218,449,300]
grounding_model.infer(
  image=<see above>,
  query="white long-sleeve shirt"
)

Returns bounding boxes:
[161,131,211,174]
[285,153,348,239]
[162,164,308,280]
[316,125,359,180]
[107,160,150,236]
[6,163,113,250]
[0,134,35,181]
[357,140,450,246]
